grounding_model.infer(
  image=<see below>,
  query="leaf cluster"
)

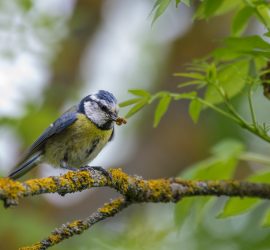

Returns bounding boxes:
[120,0,270,227]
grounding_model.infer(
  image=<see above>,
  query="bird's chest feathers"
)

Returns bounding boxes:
[45,114,113,167]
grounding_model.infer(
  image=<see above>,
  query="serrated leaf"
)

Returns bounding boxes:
[213,36,270,60]
[232,6,253,36]
[204,60,249,104]
[189,99,202,123]
[152,0,171,24]
[174,72,205,80]
[177,80,204,88]
[154,95,171,127]
[261,209,270,227]
[125,100,147,118]
[128,89,150,97]
[119,98,142,107]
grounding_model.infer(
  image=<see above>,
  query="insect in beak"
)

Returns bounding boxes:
[113,115,127,126]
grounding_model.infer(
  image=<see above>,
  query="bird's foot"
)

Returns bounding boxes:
[81,166,112,181]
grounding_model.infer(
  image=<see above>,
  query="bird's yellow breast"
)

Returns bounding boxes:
[44,113,113,168]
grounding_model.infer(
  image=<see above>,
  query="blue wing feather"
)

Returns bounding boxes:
[9,108,78,179]
[28,110,78,154]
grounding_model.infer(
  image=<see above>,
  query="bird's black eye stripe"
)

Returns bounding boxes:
[99,103,108,112]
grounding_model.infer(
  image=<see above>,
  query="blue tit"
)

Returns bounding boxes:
[9,90,125,179]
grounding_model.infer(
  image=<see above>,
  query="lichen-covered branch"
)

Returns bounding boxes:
[1,168,270,208]
[1,168,270,249]
[20,197,129,250]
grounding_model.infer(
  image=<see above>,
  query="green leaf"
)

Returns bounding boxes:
[261,209,270,227]
[189,99,202,123]
[195,0,242,20]
[173,91,197,100]
[125,100,148,118]
[213,36,270,59]
[154,94,172,127]
[19,0,33,11]
[248,171,270,183]
[176,139,244,226]
[195,0,223,19]
[218,171,270,218]
[176,0,190,7]
[210,139,244,159]
[174,198,194,228]
[218,197,259,218]
[204,60,249,104]
[248,58,257,79]
[256,4,270,31]
[180,139,243,180]
[185,157,238,180]
[174,72,205,80]
[232,7,254,36]
[119,98,142,107]
[151,0,171,24]
[128,89,150,97]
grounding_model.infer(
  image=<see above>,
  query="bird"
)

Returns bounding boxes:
[9,90,126,179]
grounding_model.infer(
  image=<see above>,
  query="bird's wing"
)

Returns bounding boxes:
[28,109,78,155]
[10,107,77,176]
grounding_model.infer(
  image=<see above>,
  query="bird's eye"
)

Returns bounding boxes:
[100,104,108,112]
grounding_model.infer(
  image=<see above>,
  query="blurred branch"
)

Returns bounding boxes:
[1,168,270,249]
[20,197,129,250]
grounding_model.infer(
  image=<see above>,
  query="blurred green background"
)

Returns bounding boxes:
[1,0,270,249]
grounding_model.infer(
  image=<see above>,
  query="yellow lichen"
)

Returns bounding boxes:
[26,178,57,193]
[110,168,129,192]
[19,243,42,250]
[98,198,124,214]
[148,179,172,201]
[49,234,62,244]
[68,220,85,231]
[0,178,25,200]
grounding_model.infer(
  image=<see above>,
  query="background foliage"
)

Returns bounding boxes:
[1,0,270,249]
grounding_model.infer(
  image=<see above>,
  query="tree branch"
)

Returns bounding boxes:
[1,168,270,249]
[20,197,129,250]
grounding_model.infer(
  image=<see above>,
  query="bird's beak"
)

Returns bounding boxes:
[110,113,127,126]
[110,113,118,121]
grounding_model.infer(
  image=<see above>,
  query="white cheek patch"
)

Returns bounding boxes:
[84,101,108,127]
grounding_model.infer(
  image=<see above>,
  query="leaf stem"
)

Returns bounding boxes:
[248,85,257,129]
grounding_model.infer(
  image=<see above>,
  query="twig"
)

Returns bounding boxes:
[20,197,129,250]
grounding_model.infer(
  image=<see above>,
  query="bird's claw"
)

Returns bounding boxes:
[81,166,112,182]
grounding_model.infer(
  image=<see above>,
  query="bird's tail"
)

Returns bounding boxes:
[9,152,42,180]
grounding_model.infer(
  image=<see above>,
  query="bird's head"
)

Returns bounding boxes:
[79,90,119,129]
